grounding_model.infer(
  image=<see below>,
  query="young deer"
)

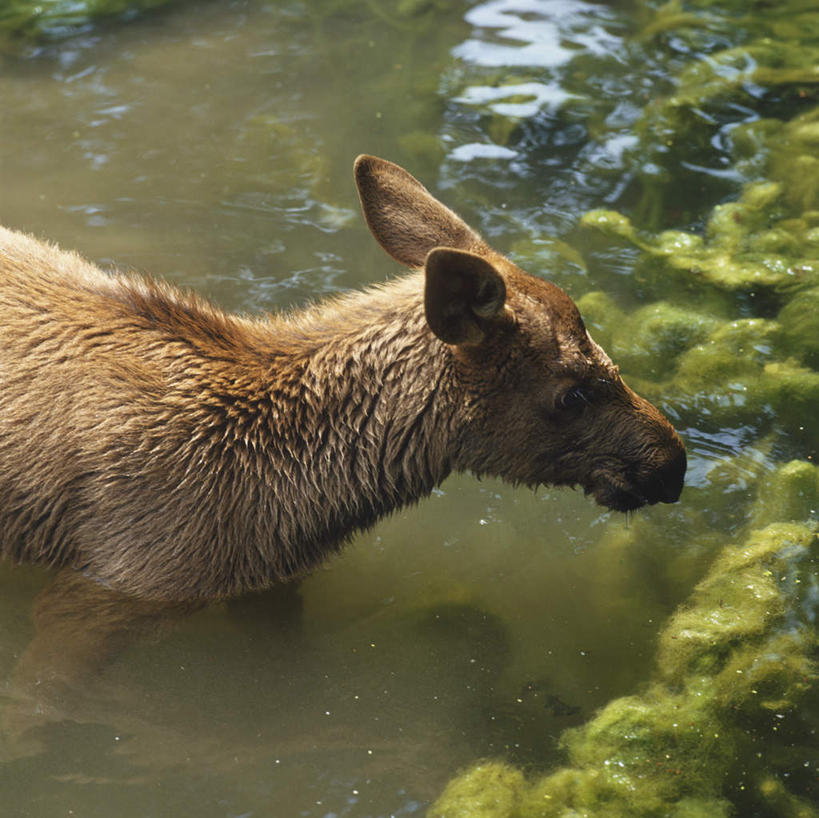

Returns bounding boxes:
[0,156,685,600]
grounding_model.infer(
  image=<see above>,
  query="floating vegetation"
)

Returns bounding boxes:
[578,103,819,442]
[431,0,819,814]
[430,480,818,817]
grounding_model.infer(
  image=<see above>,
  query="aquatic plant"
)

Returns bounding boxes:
[430,478,818,817]
[431,1,819,814]
[0,0,178,40]
[578,111,819,439]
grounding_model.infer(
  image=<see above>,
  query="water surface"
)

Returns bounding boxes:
[0,1,815,816]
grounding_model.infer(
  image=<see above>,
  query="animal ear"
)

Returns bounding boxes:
[424,247,507,345]
[354,154,488,268]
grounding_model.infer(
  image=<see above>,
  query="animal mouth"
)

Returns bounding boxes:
[585,479,649,512]
[584,456,686,512]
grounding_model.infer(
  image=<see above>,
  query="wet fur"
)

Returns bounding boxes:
[0,157,685,600]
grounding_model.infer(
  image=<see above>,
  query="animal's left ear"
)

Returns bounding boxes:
[424,247,507,345]
[354,154,489,268]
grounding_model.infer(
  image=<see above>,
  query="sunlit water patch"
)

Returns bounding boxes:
[439,0,634,233]
[454,0,620,68]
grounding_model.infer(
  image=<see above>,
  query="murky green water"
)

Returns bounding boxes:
[0,1,816,816]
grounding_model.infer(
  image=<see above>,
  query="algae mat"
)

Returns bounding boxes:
[432,0,819,814]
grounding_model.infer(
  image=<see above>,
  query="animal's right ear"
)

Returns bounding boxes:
[354,155,488,269]
[424,247,507,346]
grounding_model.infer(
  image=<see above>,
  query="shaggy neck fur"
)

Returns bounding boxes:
[0,228,462,599]
[239,277,459,586]
[82,272,458,598]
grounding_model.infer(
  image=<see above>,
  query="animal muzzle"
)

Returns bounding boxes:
[639,447,687,505]
[587,446,687,512]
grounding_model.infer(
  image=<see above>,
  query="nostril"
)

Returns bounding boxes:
[657,449,687,504]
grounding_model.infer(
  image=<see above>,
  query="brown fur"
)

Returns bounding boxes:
[0,156,685,600]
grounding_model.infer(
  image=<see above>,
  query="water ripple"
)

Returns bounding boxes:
[455,0,617,68]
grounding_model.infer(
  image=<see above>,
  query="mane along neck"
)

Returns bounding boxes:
[1,244,462,599]
[261,275,457,571]
[158,273,461,596]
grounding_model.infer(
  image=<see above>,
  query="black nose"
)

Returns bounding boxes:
[654,448,687,504]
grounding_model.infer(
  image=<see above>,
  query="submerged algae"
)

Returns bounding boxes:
[636,39,819,158]
[627,0,819,231]
[577,292,719,382]
[433,4,819,813]
[0,0,179,40]
[578,99,819,439]
[578,278,819,435]
[433,147,819,818]
[430,489,818,818]
[581,176,817,297]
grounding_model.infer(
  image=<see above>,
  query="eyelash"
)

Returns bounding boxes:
[559,385,589,412]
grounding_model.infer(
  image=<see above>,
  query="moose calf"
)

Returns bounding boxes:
[0,156,685,600]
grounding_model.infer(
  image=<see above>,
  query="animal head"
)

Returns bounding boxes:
[354,155,686,512]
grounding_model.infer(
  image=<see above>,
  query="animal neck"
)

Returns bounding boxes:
[231,275,459,584]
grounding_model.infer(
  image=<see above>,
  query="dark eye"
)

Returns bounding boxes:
[559,386,589,412]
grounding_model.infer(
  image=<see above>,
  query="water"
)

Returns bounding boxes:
[0,1,815,816]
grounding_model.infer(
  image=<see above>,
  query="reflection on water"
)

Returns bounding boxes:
[0,563,516,816]
[1,0,815,815]
[3,570,201,753]
[455,0,620,67]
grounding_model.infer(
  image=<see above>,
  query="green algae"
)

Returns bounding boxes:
[433,6,819,812]
[750,460,819,529]
[430,761,526,818]
[582,105,819,298]
[579,296,720,382]
[0,0,179,40]
[581,179,818,297]
[578,109,819,430]
[637,40,819,151]
[430,510,818,817]
[779,287,819,369]
[622,0,819,231]
[575,280,819,431]
[435,164,819,805]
